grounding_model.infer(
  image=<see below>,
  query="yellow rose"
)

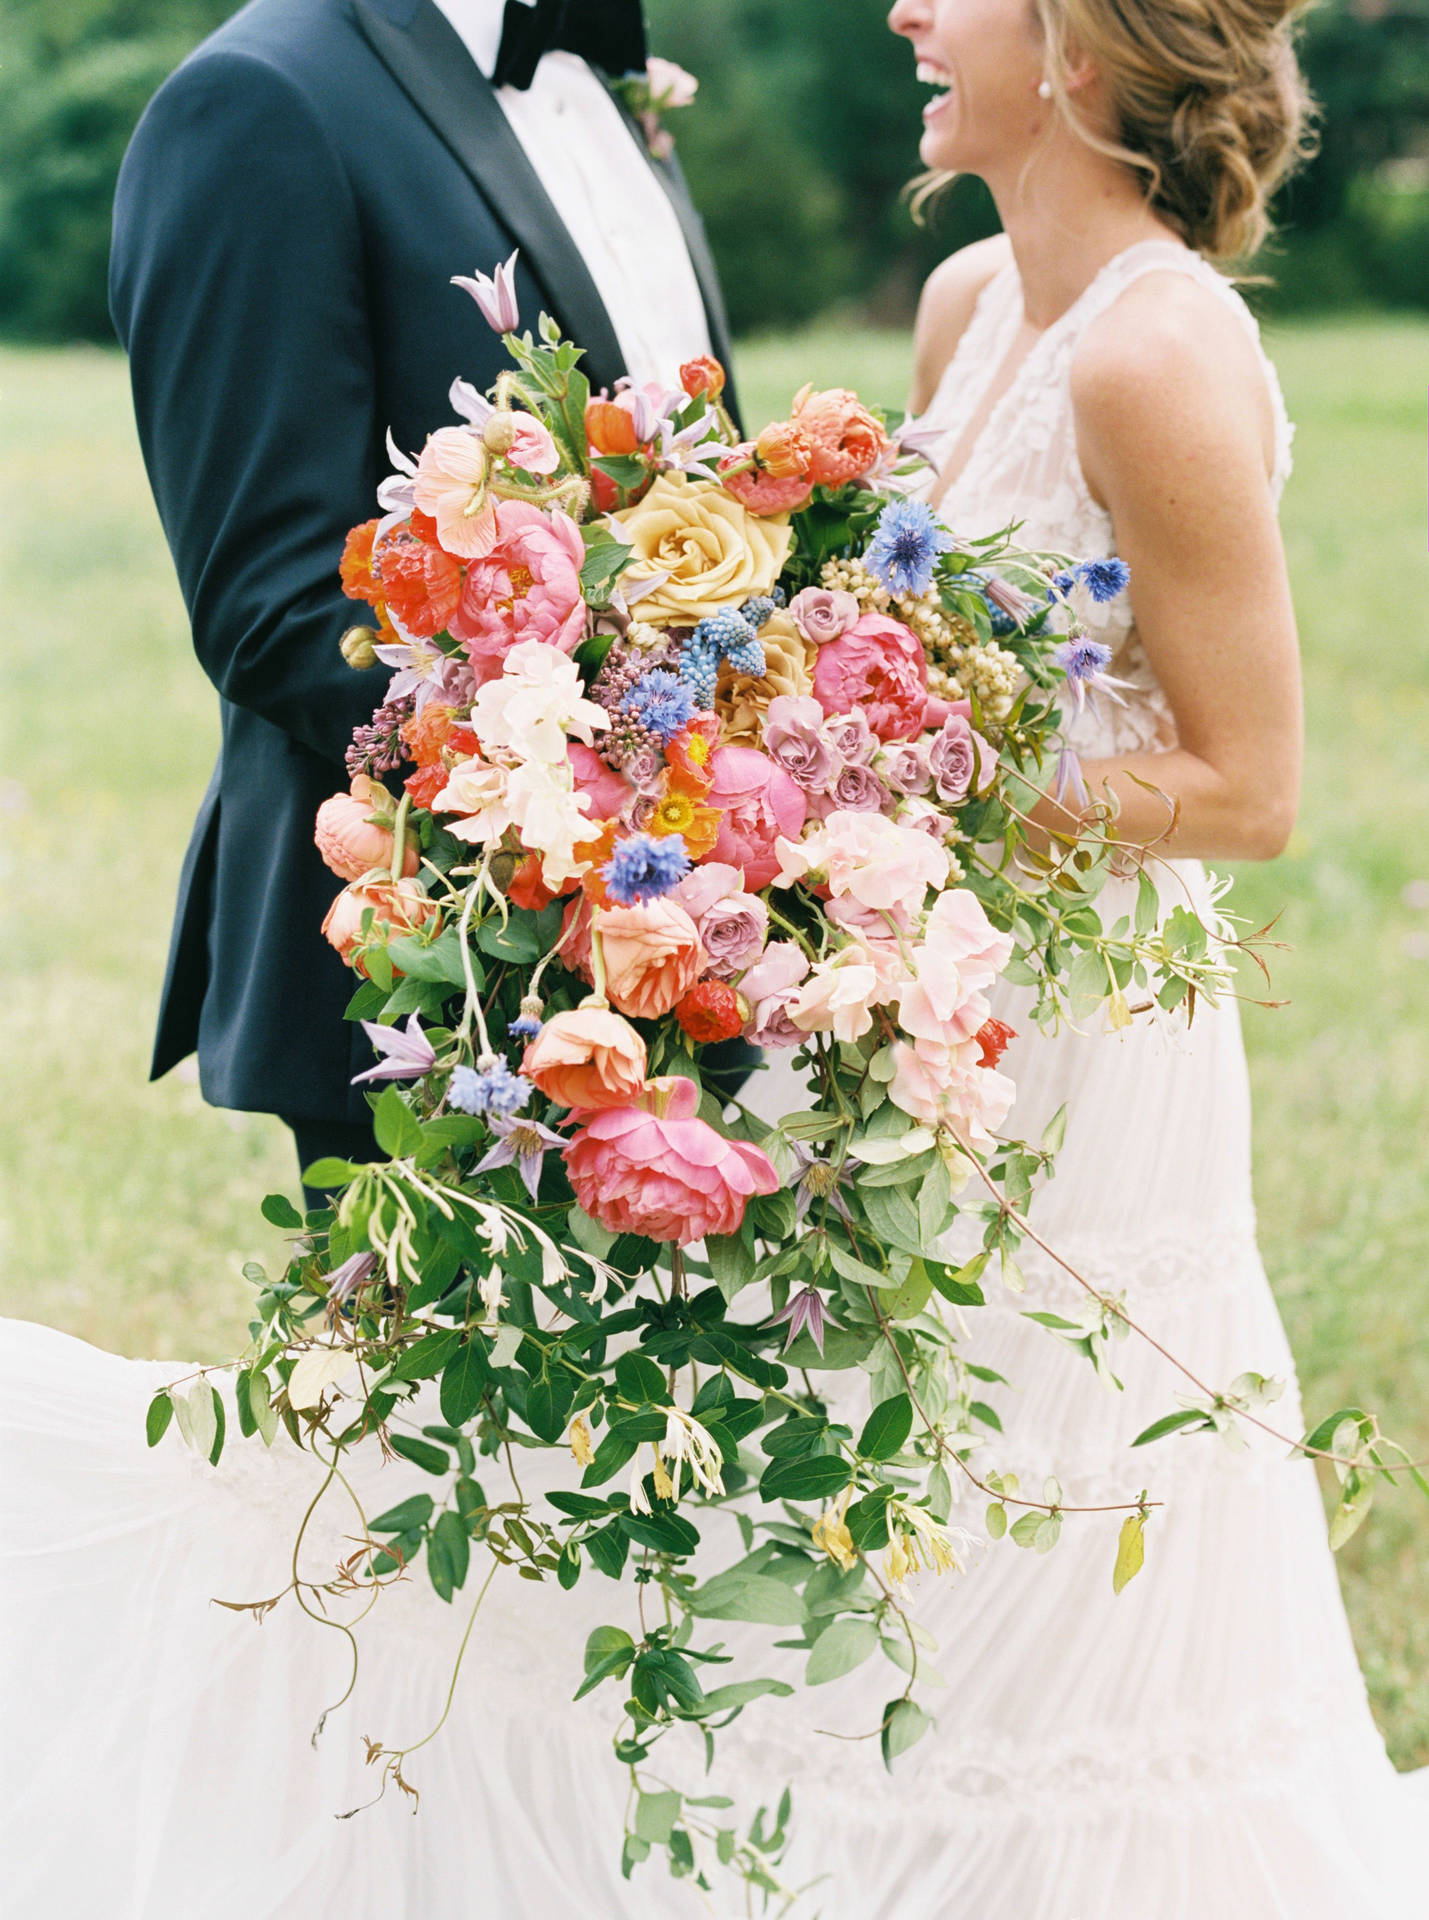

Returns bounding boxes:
[611,472,792,627]
[714,612,816,746]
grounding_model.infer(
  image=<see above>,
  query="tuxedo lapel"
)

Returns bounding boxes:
[350,0,628,390]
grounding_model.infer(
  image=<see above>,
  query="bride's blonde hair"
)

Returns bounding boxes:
[915,0,1317,262]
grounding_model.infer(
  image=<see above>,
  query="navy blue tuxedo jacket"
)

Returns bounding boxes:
[110,0,738,1123]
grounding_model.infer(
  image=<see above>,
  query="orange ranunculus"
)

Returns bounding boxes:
[401,702,457,767]
[314,774,419,883]
[648,773,722,861]
[665,714,720,791]
[674,979,745,1045]
[321,877,442,977]
[508,855,561,912]
[680,355,726,399]
[754,419,812,480]
[790,385,890,489]
[340,519,384,606]
[585,398,642,456]
[522,1008,647,1110]
[375,524,463,638]
[717,446,813,516]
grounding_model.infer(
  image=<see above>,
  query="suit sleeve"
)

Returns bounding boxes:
[110,49,390,766]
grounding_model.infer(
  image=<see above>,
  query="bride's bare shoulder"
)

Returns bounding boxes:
[910,233,1013,412]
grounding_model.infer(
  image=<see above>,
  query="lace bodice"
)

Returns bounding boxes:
[914,238,1295,758]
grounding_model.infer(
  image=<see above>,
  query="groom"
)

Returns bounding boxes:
[110,0,740,1179]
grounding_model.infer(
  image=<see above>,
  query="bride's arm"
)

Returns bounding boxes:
[1041,273,1302,863]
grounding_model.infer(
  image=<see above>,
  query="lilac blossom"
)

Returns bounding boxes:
[449,376,495,430]
[1052,745,1090,812]
[352,1014,437,1086]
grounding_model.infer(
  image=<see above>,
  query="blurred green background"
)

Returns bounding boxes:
[2,0,1429,341]
[0,0,1425,1778]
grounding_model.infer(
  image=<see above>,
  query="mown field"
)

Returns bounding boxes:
[1,318,1425,1764]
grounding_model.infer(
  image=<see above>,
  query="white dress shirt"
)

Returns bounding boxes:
[429,0,712,390]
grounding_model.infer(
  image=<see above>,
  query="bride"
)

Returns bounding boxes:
[1,0,1424,1913]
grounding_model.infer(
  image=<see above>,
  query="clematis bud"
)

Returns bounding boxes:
[451,248,521,334]
[339,626,380,669]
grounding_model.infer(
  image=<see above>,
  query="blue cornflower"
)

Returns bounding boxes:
[602,831,691,906]
[1076,557,1131,604]
[449,1058,533,1118]
[623,668,696,744]
[1053,636,1113,686]
[507,1012,542,1043]
[865,498,955,598]
[1046,568,1077,601]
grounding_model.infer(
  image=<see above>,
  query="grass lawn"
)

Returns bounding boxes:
[1,316,1426,1765]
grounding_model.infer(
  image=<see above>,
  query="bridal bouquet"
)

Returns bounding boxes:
[151,264,1265,1898]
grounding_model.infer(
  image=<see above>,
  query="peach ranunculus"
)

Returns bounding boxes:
[412,426,499,559]
[321,877,441,977]
[791,386,891,489]
[522,1008,647,1110]
[775,810,950,913]
[563,1076,780,1246]
[596,899,705,1019]
[610,472,792,627]
[314,774,418,882]
[449,500,587,680]
[714,612,816,748]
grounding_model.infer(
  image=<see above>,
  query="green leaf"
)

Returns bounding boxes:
[579,534,633,600]
[690,1573,809,1626]
[526,1371,576,1443]
[859,1182,924,1256]
[185,1380,217,1460]
[634,1790,682,1846]
[858,1393,913,1461]
[621,1507,701,1556]
[431,1509,470,1597]
[917,1157,956,1247]
[827,1242,894,1291]
[234,1370,256,1439]
[300,1156,361,1189]
[885,1259,933,1322]
[439,1341,490,1427]
[476,911,544,964]
[757,1454,851,1504]
[388,1432,451,1476]
[1040,1102,1068,1153]
[372,1085,423,1159]
[1112,1512,1146,1594]
[1130,1408,1211,1447]
[387,927,470,987]
[927,1251,988,1306]
[368,1493,435,1535]
[145,1390,173,1448]
[805,1617,879,1686]
[985,1501,1007,1539]
[845,1488,892,1552]
[706,1232,757,1303]
[260,1193,304,1230]
[881,1697,931,1769]
[615,1351,670,1405]
[1329,1472,1375,1550]
[1134,868,1160,936]
[693,1678,796,1715]
[584,1523,629,1579]
[389,1329,463,1383]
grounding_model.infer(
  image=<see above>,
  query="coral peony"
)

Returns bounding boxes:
[450,500,587,678]
[680,355,726,399]
[791,386,890,489]
[563,1077,779,1245]
[812,612,929,743]
[321,877,440,976]
[522,1008,647,1110]
[704,745,807,890]
[314,774,418,882]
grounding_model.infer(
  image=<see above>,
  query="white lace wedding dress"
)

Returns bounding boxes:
[2,239,1423,1917]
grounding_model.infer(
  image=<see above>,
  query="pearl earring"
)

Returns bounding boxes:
[1037,79,1053,98]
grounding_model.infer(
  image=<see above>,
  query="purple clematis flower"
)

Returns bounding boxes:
[451,249,520,334]
[449,375,494,430]
[767,1286,841,1356]
[789,1141,859,1224]
[352,1014,437,1086]
[474,1116,567,1202]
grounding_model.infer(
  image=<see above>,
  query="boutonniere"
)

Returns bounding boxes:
[611,57,698,161]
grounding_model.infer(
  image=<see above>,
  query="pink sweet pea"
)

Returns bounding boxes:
[790,947,893,1045]
[738,941,810,1048]
[812,613,929,742]
[888,1042,1015,1151]
[898,890,1015,1049]
[450,500,587,681]
[506,414,559,475]
[564,1076,780,1246]
[777,810,949,912]
[704,746,807,891]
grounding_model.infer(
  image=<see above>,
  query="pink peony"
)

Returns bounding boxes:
[522,1008,647,1110]
[738,941,810,1048]
[568,742,634,823]
[704,745,807,890]
[564,1076,780,1245]
[812,613,929,742]
[450,500,587,681]
[314,774,418,882]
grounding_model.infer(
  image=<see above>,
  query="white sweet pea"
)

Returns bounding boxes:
[469,641,608,764]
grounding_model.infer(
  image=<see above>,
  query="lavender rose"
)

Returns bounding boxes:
[878,738,933,796]
[738,941,810,1049]
[789,586,861,646]
[762,693,840,791]
[808,761,896,819]
[824,707,878,767]
[928,713,997,804]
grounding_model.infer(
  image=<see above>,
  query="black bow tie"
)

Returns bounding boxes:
[491,0,648,91]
